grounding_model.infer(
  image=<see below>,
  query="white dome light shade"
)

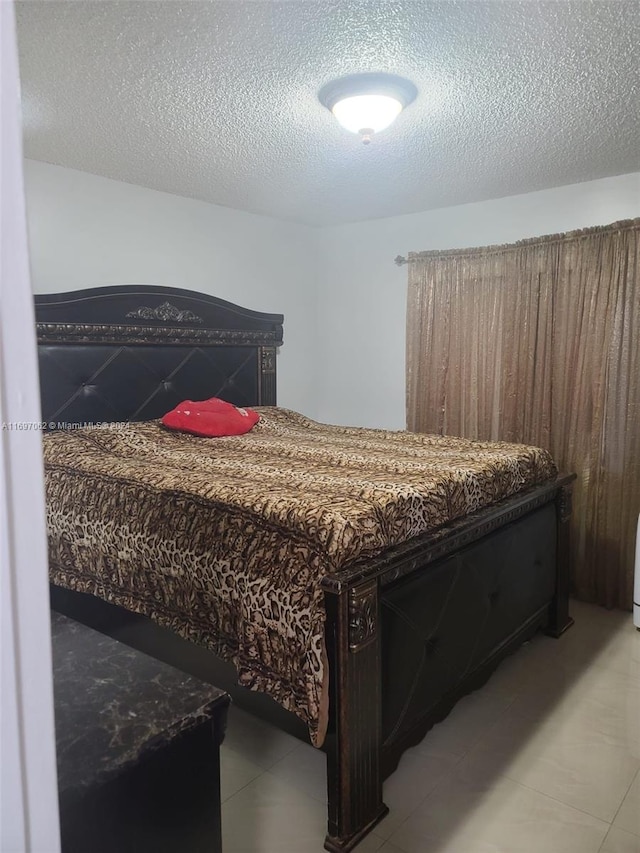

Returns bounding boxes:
[331,94,403,135]
[319,73,417,144]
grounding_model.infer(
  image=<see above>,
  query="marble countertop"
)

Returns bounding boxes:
[51,611,229,794]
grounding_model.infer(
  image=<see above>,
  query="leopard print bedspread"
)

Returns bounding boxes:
[43,408,557,746]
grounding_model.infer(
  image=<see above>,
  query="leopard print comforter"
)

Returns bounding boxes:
[43,408,557,746]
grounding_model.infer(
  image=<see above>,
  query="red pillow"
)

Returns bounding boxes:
[161,398,260,437]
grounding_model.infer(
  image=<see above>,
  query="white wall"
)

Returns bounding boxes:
[24,160,319,418]
[24,163,640,431]
[316,172,640,430]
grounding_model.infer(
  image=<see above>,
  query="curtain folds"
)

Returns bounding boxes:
[406,219,640,609]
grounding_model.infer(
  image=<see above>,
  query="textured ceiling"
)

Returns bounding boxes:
[15,0,640,226]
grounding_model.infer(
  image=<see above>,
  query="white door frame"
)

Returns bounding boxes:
[0,2,61,850]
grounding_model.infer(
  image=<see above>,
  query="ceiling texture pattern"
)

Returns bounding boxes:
[16,0,640,226]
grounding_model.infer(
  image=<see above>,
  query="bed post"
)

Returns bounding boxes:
[259,346,277,405]
[323,578,388,853]
[546,477,576,637]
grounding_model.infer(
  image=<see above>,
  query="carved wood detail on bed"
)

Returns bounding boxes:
[36,322,281,346]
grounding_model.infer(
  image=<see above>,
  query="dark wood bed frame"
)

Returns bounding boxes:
[36,285,575,853]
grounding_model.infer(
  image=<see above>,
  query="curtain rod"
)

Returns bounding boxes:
[393,219,640,268]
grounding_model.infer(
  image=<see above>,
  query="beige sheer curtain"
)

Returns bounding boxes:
[407,219,640,610]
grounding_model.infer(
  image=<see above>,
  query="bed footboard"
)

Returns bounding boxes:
[320,475,574,851]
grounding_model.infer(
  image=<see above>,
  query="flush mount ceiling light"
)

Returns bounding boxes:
[319,73,418,145]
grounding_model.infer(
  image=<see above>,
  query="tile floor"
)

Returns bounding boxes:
[220,601,640,853]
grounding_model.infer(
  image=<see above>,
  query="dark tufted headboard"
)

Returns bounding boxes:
[35,285,283,427]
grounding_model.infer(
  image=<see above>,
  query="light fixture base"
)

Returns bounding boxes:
[319,73,418,113]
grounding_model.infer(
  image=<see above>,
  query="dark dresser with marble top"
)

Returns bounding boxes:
[51,611,230,853]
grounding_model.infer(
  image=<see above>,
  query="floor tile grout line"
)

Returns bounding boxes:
[412,688,521,767]
[253,739,302,771]
[378,753,466,851]
[220,765,329,826]
[606,766,639,831]
[385,769,614,853]
[221,743,288,778]
[499,769,629,826]
[223,732,301,770]
[496,654,640,699]
[597,828,610,853]
[405,670,639,845]
[594,825,640,853]
[266,742,328,804]
[221,767,267,806]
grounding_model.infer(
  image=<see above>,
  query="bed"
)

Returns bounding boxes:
[37,285,575,852]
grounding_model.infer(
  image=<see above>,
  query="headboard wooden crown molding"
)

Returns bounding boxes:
[34,284,284,346]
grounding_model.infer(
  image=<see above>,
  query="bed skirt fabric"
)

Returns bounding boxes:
[43,408,556,745]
